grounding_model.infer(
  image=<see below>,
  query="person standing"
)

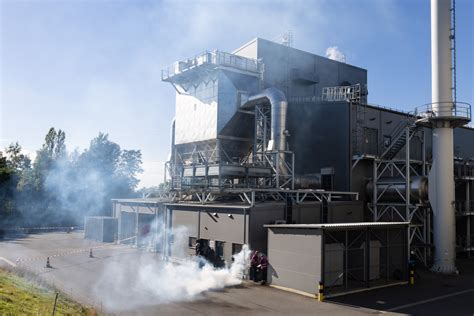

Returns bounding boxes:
[258,253,269,285]
[250,250,260,281]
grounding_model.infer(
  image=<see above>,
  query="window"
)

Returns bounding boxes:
[188,236,197,248]
[383,135,392,148]
[215,241,225,259]
[232,243,243,255]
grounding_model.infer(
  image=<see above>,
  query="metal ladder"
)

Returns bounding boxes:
[450,0,457,103]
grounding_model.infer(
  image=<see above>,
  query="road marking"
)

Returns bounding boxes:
[387,288,474,312]
[0,257,17,267]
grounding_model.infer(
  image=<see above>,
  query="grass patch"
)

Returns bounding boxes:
[0,268,97,315]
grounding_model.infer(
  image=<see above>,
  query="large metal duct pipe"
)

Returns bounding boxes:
[294,174,321,190]
[242,87,288,151]
[169,117,176,161]
[430,0,457,273]
[366,176,429,203]
[242,87,289,181]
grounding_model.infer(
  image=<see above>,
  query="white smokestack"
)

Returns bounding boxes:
[429,0,457,274]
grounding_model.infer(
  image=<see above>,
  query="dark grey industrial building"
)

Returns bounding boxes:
[88,36,473,296]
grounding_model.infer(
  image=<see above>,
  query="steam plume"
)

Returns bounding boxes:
[325,46,346,63]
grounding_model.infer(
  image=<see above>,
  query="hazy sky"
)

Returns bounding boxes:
[1,0,472,187]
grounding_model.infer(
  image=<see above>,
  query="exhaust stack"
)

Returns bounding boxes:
[429,0,456,273]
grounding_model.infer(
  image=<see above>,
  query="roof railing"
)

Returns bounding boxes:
[161,50,262,81]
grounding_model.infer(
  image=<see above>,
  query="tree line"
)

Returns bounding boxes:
[0,128,143,228]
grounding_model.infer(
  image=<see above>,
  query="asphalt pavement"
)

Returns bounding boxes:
[0,231,473,315]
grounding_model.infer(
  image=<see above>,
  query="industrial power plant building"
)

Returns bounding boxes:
[87,3,473,298]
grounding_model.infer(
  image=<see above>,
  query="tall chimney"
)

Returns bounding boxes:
[429,0,457,273]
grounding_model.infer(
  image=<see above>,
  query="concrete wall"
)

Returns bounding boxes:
[327,201,364,223]
[168,203,285,263]
[249,203,286,254]
[267,228,322,294]
[292,203,321,224]
[199,208,248,262]
[171,209,200,258]
[168,207,249,263]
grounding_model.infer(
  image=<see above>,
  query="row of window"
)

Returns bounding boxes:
[188,236,243,258]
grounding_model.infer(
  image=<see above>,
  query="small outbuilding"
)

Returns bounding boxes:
[265,222,409,297]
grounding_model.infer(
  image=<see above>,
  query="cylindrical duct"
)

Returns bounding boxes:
[242,87,289,181]
[242,87,288,151]
[271,100,288,152]
[366,176,428,203]
[430,0,457,273]
[169,117,176,161]
[294,174,321,189]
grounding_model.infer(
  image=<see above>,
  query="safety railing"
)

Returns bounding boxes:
[161,50,262,81]
[413,102,471,121]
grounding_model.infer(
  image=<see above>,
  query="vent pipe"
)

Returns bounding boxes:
[242,87,288,151]
[170,117,176,161]
[242,87,289,181]
[429,0,457,274]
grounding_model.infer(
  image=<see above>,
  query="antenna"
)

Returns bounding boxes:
[272,30,293,47]
[281,30,293,47]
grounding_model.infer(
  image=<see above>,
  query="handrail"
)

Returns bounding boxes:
[378,114,417,159]
[161,50,262,81]
[414,101,471,121]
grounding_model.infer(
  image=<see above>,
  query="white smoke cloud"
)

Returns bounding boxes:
[94,222,251,312]
[325,46,346,63]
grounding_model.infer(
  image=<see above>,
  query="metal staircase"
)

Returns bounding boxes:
[380,116,419,160]
[369,113,431,266]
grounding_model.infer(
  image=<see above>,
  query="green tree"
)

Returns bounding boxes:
[0,152,14,214]
[30,128,67,191]
[5,142,31,173]
[117,150,143,190]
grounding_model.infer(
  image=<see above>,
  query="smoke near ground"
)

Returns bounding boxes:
[94,224,251,311]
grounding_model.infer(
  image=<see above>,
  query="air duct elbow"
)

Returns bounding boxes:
[242,87,288,151]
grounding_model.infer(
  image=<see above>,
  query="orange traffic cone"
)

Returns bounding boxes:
[89,248,93,258]
[46,257,52,268]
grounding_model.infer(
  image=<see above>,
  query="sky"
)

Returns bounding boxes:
[1,0,473,188]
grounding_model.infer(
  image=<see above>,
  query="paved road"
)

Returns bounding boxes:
[328,259,474,316]
[1,232,473,315]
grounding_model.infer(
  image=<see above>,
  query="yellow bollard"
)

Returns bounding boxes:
[409,269,415,285]
[318,281,325,301]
